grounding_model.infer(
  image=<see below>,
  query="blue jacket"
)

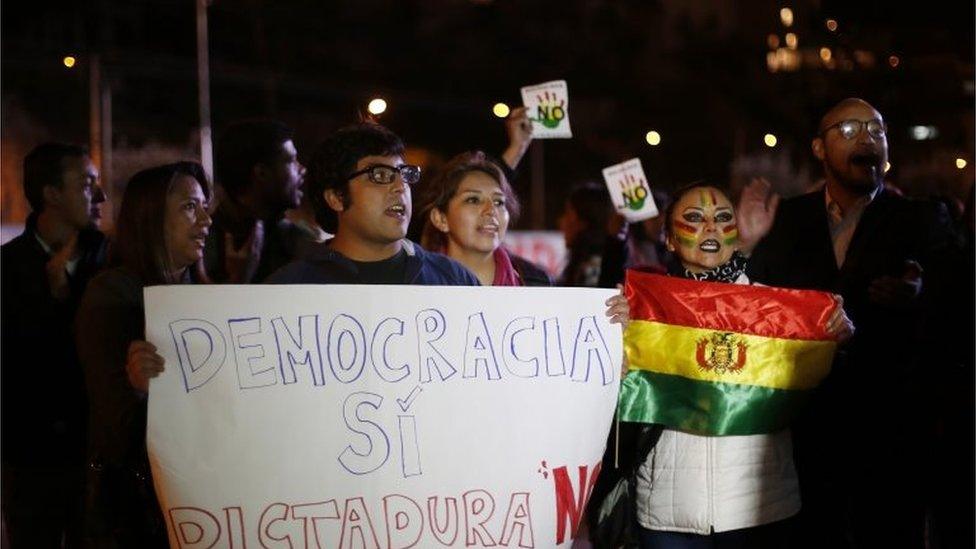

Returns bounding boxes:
[266,239,479,286]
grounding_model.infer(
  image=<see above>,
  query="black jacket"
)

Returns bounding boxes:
[510,253,554,286]
[1,214,107,466]
[746,186,956,474]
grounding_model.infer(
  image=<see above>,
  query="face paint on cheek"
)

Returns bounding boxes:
[722,225,739,245]
[673,220,698,248]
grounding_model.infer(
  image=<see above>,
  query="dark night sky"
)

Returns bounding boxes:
[3,0,974,226]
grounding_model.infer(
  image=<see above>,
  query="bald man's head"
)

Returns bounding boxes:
[818,98,880,134]
[812,97,888,194]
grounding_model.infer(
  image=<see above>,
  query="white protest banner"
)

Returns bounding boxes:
[602,158,658,223]
[520,80,572,139]
[145,285,621,548]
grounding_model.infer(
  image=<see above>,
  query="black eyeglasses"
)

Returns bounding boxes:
[821,119,887,140]
[346,164,421,185]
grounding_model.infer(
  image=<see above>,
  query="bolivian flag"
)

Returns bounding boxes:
[618,270,838,436]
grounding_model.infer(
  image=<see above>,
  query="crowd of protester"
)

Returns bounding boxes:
[1,97,972,549]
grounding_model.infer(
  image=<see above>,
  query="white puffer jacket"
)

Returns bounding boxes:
[634,427,800,534]
[633,271,801,534]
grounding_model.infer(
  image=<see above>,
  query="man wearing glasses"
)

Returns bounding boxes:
[267,123,478,285]
[747,98,957,548]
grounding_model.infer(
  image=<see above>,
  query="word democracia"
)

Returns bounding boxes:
[167,308,617,393]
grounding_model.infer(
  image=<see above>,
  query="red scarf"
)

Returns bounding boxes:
[492,247,522,286]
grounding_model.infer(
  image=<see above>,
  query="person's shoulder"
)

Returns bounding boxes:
[779,187,824,211]
[410,241,480,286]
[510,253,554,286]
[83,267,143,306]
[265,259,319,284]
[1,229,35,257]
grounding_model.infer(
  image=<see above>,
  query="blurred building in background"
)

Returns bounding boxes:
[2,0,973,234]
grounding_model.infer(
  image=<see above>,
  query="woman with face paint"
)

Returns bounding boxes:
[631,182,853,549]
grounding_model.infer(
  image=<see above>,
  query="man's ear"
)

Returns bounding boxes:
[324,189,345,212]
[429,207,450,233]
[812,137,825,162]
[252,163,271,185]
[42,185,62,209]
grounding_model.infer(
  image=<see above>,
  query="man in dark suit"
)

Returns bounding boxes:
[747,98,955,548]
[1,143,108,548]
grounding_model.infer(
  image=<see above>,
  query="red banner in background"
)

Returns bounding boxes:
[505,230,566,279]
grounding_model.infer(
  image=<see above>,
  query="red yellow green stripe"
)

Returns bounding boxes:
[672,220,698,247]
[721,225,739,245]
[619,270,839,435]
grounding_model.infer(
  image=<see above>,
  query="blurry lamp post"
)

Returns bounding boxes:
[764,134,778,147]
[493,103,510,118]
[88,55,112,223]
[957,158,968,169]
[197,0,214,180]
[646,131,661,146]
[63,56,76,68]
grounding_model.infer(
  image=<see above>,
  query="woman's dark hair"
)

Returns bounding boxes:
[559,182,613,286]
[113,161,211,285]
[418,151,520,251]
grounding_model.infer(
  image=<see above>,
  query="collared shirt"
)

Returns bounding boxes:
[34,232,80,276]
[824,184,880,268]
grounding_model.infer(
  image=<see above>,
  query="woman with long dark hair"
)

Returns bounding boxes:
[75,161,212,546]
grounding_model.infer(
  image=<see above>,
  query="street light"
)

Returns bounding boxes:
[645,131,662,146]
[764,134,777,147]
[63,56,76,68]
[780,7,794,27]
[367,98,387,115]
[957,158,968,169]
[493,103,510,118]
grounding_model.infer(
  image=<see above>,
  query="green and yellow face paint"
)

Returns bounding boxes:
[721,224,739,245]
[672,219,699,248]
